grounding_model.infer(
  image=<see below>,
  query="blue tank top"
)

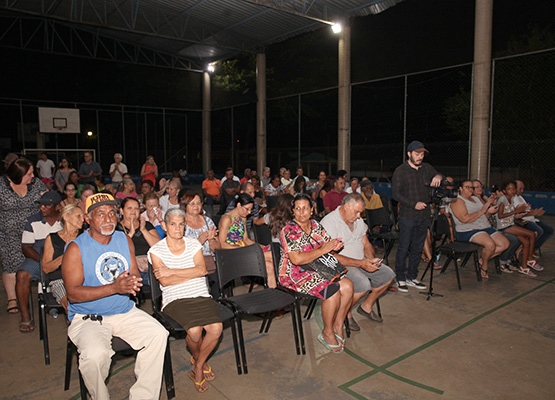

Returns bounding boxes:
[67,230,134,321]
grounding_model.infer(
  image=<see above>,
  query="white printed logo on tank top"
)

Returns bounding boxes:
[95,251,129,284]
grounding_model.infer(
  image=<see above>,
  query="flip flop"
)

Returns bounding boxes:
[19,320,34,333]
[190,356,215,381]
[517,267,537,277]
[317,333,343,353]
[189,372,208,393]
[7,299,19,314]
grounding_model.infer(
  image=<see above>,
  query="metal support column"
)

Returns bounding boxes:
[470,0,494,182]
[337,23,351,174]
[202,71,211,175]
[256,53,267,174]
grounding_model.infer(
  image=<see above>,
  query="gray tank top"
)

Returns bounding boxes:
[451,195,491,232]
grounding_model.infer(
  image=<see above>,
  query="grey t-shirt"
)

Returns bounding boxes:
[320,207,368,262]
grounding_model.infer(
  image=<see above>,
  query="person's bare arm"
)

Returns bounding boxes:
[22,244,40,262]
[41,235,63,273]
[497,202,527,219]
[151,249,206,286]
[451,197,495,224]
[62,242,141,303]
[139,218,160,247]
[288,239,341,265]
[218,215,236,249]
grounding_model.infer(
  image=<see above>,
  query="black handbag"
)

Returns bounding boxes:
[300,246,347,282]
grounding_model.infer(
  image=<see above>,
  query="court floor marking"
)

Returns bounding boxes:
[335,278,554,399]
[68,277,553,400]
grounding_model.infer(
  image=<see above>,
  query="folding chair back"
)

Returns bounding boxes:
[148,263,163,313]
[215,244,267,290]
[366,207,390,229]
[436,214,452,237]
[253,224,273,246]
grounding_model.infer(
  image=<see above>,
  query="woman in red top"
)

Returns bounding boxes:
[140,155,158,186]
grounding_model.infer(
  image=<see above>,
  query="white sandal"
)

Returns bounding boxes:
[527,260,543,272]
[517,267,537,277]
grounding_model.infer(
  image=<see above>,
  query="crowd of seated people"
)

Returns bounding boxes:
[2,147,554,389]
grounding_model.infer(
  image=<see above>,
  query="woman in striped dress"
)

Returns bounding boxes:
[148,208,222,393]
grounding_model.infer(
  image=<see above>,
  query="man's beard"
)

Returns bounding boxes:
[100,223,116,236]
[409,155,423,166]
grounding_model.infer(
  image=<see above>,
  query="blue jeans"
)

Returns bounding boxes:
[524,220,554,250]
[500,233,520,263]
[395,216,429,282]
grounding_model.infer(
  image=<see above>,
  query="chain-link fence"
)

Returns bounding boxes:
[489,49,555,191]
[1,48,554,190]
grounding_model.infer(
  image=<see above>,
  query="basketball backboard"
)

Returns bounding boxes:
[38,107,80,133]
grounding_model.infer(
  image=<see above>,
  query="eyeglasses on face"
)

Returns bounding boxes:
[463,185,474,189]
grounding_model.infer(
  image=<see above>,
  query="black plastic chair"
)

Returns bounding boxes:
[214,244,300,375]
[148,263,243,375]
[253,223,273,246]
[36,247,65,365]
[421,213,483,290]
[38,266,65,365]
[365,207,399,265]
[269,243,357,340]
[64,334,175,400]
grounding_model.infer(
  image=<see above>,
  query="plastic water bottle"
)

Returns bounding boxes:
[49,309,59,319]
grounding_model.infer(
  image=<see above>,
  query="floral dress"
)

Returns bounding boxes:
[0,177,46,273]
[224,213,246,247]
[279,219,337,299]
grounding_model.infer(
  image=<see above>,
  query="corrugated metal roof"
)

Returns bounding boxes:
[1,0,405,70]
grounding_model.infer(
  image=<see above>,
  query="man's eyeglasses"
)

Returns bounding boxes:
[463,185,474,189]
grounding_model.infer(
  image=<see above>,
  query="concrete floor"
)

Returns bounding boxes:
[2,217,554,400]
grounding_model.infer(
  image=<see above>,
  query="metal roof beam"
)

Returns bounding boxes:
[0,14,201,70]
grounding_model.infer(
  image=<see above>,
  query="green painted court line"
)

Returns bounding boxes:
[336,278,554,399]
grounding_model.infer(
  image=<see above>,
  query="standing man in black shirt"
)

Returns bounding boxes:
[392,141,442,293]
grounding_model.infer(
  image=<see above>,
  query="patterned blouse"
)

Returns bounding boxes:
[279,219,336,299]
[184,216,216,256]
[224,213,246,247]
[0,176,46,273]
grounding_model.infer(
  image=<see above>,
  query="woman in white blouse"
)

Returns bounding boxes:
[148,208,222,393]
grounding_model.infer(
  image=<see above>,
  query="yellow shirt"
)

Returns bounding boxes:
[361,192,383,217]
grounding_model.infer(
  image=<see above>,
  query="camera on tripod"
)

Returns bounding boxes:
[427,178,459,204]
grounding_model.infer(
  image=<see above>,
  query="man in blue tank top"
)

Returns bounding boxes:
[62,193,168,400]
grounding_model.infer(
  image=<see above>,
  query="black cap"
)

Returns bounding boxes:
[36,191,62,206]
[407,141,429,153]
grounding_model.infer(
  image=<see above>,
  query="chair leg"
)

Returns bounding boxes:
[229,316,243,375]
[459,252,472,269]
[235,315,248,375]
[78,370,87,400]
[452,256,462,290]
[259,312,270,333]
[473,251,482,282]
[376,298,382,319]
[163,339,175,400]
[494,257,501,274]
[305,298,317,320]
[263,311,275,334]
[64,338,73,390]
[440,252,453,274]
[384,239,396,265]
[295,299,306,355]
[344,317,351,339]
[289,305,301,355]
[40,302,50,365]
